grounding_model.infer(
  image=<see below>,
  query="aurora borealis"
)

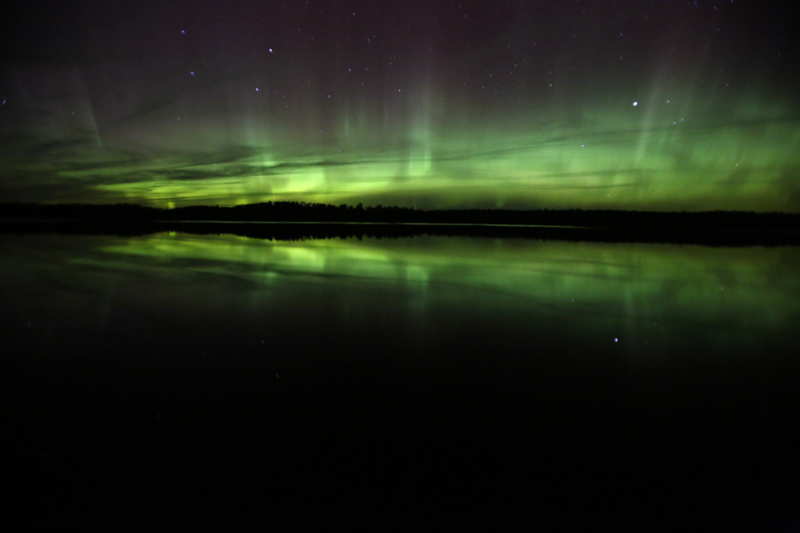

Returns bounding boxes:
[2,1,799,211]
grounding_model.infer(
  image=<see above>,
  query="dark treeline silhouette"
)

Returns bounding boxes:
[3,201,800,231]
[3,219,800,247]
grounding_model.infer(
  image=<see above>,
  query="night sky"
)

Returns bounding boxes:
[2,0,799,211]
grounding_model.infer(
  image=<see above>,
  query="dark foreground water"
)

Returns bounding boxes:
[4,231,800,529]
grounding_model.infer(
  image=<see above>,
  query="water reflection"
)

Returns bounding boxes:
[4,232,799,358]
[110,233,800,347]
[5,232,800,528]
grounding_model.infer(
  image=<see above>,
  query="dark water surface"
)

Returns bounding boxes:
[5,232,800,529]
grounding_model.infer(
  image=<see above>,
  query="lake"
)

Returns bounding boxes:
[5,230,800,529]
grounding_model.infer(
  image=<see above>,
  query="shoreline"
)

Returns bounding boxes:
[3,218,799,246]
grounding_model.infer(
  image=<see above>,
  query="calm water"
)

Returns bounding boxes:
[5,232,800,529]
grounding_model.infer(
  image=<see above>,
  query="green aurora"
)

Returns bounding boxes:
[2,1,799,212]
[3,88,800,212]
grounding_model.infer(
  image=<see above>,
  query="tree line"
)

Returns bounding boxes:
[1,201,800,231]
